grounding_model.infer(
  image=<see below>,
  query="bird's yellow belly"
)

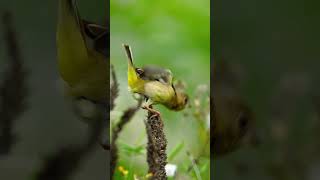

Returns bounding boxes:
[143,81,174,103]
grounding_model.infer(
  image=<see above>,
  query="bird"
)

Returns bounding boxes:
[82,19,109,57]
[56,0,108,121]
[211,60,256,157]
[122,44,188,115]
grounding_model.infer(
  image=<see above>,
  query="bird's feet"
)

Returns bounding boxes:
[142,105,161,119]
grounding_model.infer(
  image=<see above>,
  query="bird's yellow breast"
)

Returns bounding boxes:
[143,81,175,104]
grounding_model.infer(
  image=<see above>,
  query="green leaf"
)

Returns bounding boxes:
[168,141,185,161]
[200,160,209,174]
[119,142,145,156]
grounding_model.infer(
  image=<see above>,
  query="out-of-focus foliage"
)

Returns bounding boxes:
[213,0,320,180]
[111,0,210,179]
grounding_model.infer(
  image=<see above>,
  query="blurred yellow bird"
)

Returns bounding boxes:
[57,0,108,103]
[123,44,188,113]
[56,0,108,120]
[212,61,256,157]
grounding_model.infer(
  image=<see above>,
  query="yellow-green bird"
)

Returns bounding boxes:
[212,61,257,157]
[56,0,108,120]
[123,44,188,113]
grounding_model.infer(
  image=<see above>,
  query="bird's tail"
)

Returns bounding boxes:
[57,0,90,83]
[57,0,88,55]
[123,44,134,67]
[123,44,141,90]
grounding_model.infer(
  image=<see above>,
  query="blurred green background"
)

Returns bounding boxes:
[213,0,320,180]
[110,0,210,179]
[0,0,106,179]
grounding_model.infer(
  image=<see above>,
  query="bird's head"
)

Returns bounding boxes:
[172,91,189,111]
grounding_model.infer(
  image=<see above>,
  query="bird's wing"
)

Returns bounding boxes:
[82,20,109,57]
[139,65,173,85]
[82,20,107,39]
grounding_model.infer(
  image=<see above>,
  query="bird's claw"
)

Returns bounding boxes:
[142,105,161,118]
[150,113,160,119]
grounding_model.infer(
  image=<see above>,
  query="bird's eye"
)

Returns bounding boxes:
[238,113,248,130]
[136,68,144,76]
[184,96,189,104]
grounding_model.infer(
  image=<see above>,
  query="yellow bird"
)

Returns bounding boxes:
[212,61,256,157]
[123,44,188,113]
[56,0,108,120]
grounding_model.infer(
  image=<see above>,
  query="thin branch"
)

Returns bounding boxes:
[0,11,27,155]
[110,98,142,178]
[145,109,168,180]
[186,151,202,180]
[110,65,119,111]
[186,138,210,173]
